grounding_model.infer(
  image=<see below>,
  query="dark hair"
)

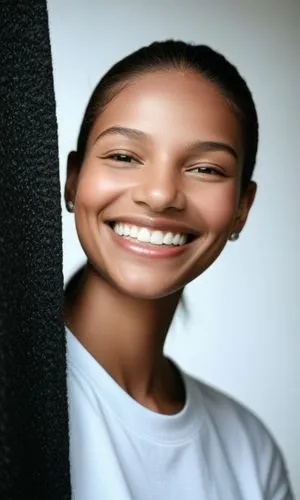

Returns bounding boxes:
[76,40,258,192]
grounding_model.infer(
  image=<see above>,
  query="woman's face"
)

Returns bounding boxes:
[66,69,256,298]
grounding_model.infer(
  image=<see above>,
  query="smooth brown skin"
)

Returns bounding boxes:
[64,69,256,414]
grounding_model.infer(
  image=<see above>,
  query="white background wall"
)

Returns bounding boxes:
[48,0,299,495]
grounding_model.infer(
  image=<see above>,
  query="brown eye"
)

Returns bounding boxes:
[187,166,224,176]
[108,153,138,163]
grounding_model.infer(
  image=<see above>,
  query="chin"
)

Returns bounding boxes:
[108,273,183,301]
[119,282,179,301]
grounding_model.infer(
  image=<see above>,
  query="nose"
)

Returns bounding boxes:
[131,165,186,213]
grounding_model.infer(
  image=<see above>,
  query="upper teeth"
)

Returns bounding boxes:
[113,223,188,246]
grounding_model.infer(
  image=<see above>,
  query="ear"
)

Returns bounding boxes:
[64,151,80,209]
[232,181,257,234]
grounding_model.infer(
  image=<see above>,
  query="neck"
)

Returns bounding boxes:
[64,262,184,413]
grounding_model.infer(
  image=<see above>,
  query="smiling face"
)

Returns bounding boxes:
[66,69,256,298]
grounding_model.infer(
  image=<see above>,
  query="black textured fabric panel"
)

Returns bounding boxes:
[0,1,71,498]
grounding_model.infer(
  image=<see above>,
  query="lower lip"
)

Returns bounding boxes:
[110,228,189,258]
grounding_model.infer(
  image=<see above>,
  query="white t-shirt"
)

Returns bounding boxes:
[66,328,293,500]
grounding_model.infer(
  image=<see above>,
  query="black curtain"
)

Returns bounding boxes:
[0,1,70,498]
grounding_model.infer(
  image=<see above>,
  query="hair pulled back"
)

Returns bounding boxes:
[76,40,259,191]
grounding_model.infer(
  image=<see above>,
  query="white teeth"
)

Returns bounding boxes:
[172,233,181,245]
[162,232,173,245]
[112,223,190,246]
[115,224,122,235]
[137,228,151,243]
[150,230,164,245]
[179,235,187,245]
[123,224,130,236]
[129,225,138,238]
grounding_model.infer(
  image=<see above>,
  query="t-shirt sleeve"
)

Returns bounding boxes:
[192,379,295,499]
[263,437,294,500]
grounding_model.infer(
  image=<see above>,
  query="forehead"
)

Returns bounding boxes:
[88,69,243,155]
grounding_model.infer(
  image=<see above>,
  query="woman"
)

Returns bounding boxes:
[64,40,293,499]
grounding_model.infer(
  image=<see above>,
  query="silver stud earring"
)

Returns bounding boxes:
[66,200,75,212]
[229,232,239,241]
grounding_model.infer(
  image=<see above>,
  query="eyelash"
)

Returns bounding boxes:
[105,153,140,164]
[103,153,224,177]
[187,166,224,177]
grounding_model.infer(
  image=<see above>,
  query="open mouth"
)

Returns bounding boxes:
[107,222,195,247]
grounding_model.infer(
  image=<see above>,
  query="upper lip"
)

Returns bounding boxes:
[106,215,199,236]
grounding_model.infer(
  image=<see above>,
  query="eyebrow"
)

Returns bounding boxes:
[94,126,238,160]
[94,126,147,143]
[186,140,238,160]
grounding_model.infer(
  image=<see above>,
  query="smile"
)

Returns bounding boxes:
[112,222,189,247]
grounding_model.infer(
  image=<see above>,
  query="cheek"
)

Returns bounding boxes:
[191,182,239,233]
[75,164,127,211]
